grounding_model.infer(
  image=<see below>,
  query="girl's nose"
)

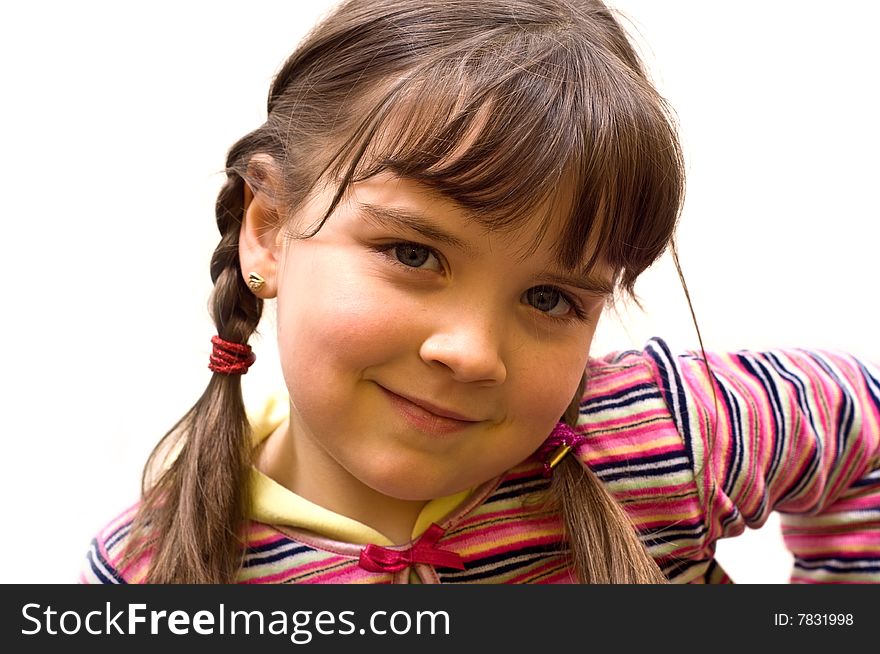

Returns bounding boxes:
[418,317,507,385]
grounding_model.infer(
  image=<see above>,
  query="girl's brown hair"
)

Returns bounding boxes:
[126,0,682,583]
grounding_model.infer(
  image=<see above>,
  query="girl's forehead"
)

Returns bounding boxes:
[348,173,564,239]
[344,77,580,226]
[315,65,629,278]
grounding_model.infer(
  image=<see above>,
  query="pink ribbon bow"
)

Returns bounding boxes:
[358,523,465,573]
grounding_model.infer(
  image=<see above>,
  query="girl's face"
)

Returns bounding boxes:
[273,174,609,508]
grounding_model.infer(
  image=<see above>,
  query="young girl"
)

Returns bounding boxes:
[82,0,880,584]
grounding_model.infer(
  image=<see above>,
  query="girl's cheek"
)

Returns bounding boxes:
[277,264,413,372]
[515,342,592,425]
[519,367,580,428]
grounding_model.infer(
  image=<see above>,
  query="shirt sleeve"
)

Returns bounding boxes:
[78,503,144,584]
[645,338,880,583]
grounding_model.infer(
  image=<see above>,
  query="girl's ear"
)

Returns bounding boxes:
[239,155,283,298]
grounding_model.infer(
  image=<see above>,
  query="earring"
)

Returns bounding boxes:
[247,272,266,293]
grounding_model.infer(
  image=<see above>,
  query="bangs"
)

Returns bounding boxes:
[321,29,684,292]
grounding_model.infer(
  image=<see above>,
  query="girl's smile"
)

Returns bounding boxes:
[247,172,610,541]
[377,384,483,435]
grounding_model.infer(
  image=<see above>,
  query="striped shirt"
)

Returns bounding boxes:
[82,338,880,584]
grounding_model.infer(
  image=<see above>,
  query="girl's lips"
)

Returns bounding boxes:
[378,386,480,434]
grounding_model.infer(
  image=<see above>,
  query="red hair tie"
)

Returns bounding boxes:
[209,335,256,375]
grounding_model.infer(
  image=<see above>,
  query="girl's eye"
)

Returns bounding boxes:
[389,243,441,270]
[522,285,574,317]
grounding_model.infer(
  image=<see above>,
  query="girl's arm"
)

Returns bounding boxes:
[644,339,880,583]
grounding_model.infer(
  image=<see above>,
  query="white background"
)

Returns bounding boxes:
[1,1,877,583]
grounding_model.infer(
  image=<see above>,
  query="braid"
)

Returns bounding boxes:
[123,168,264,583]
[211,173,263,341]
[550,376,668,584]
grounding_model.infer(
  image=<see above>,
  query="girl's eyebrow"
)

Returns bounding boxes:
[357,202,476,256]
[539,271,614,298]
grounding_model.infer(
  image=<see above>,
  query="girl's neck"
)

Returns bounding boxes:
[254,419,428,545]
